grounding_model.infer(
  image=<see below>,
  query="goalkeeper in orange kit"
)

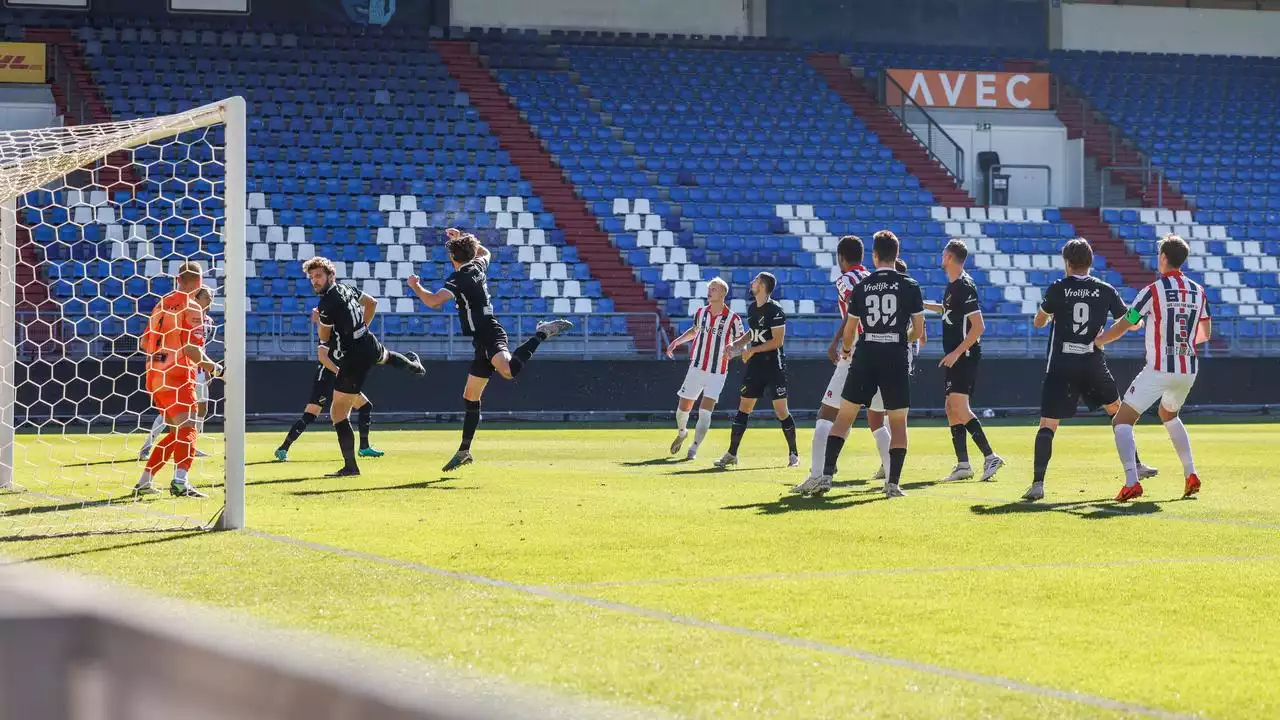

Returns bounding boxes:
[135,261,223,498]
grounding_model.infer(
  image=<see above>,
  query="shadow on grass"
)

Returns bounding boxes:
[0,530,205,562]
[289,478,471,497]
[970,498,1167,520]
[721,491,889,515]
[1,492,143,518]
[618,457,692,467]
[61,457,141,468]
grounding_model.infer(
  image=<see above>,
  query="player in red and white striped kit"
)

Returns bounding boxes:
[665,277,745,460]
[1096,235,1211,501]
[792,236,871,495]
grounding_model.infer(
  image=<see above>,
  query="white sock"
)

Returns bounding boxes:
[144,414,167,449]
[1163,417,1196,477]
[676,408,690,432]
[811,419,833,477]
[1114,423,1139,487]
[872,426,891,474]
[693,409,712,446]
[136,470,153,486]
[174,468,189,487]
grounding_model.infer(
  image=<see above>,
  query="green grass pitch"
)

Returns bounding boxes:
[3,421,1279,718]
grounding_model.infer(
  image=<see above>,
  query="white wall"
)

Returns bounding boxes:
[1062,4,1280,56]
[912,110,1081,208]
[451,0,754,35]
[0,88,58,132]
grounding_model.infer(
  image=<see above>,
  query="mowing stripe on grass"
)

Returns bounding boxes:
[245,528,1203,720]
[925,489,1280,531]
[562,554,1280,589]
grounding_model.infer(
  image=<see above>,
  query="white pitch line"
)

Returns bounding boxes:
[245,528,1205,720]
[562,554,1280,590]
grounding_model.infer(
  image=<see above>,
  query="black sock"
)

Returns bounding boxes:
[965,418,994,457]
[384,349,417,372]
[508,335,543,378]
[334,418,357,469]
[1033,427,1054,484]
[779,415,797,455]
[357,402,372,450]
[728,411,749,455]
[460,399,481,452]
[823,434,845,476]
[950,424,969,464]
[280,412,316,451]
[889,447,907,486]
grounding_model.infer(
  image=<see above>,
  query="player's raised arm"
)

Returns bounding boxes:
[407,274,454,309]
[666,324,698,359]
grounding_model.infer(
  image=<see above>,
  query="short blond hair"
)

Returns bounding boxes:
[176,260,204,282]
[706,276,729,298]
[302,256,336,277]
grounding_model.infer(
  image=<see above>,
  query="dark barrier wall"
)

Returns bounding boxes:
[16,357,1280,421]
[768,0,1047,50]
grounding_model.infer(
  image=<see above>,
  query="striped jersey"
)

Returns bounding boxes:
[835,265,872,319]
[1127,271,1210,375]
[688,304,745,374]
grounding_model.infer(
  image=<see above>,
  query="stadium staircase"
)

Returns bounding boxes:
[806,52,973,208]
[1049,78,1187,211]
[1058,208,1148,289]
[432,39,669,351]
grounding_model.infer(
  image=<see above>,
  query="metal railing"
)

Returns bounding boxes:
[245,311,665,360]
[1100,165,1165,209]
[986,163,1052,208]
[43,42,93,126]
[879,72,966,185]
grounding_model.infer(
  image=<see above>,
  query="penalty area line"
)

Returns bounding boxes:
[244,528,1203,720]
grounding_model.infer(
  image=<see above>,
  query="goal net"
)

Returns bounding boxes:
[0,97,245,538]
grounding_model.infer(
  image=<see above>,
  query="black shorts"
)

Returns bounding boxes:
[308,363,336,408]
[1040,355,1120,420]
[944,350,980,397]
[468,326,510,379]
[333,333,384,395]
[844,345,911,410]
[740,355,788,400]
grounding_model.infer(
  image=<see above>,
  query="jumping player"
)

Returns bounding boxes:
[1095,235,1210,501]
[307,256,425,477]
[792,236,870,495]
[139,285,214,461]
[714,272,799,469]
[274,308,384,461]
[821,231,925,497]
[665,277,744,460]
[1022,238,1154,502]
[134,261,221,498]
[923,240,1004,483]
[407,229,571,472]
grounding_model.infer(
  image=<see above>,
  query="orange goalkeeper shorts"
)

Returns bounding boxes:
[148,370,198,421]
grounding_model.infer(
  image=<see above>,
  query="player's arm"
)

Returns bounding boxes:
[907,313,926,344]
[1034,284,1058,329]
[315,323,339,374]
[665,325,698,359]
[359,292,378,325]
[923,300,944,313]
[407,274,455,309]
[906,284,926,345]
[827,319,846,364]
[182,342,223,378]
[840,314,861,356]
[1094,316,1134,348]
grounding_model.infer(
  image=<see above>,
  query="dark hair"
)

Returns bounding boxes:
[944,239,968,264]
[895,259,908,273]
[1160,234,1190,269]
[756,272,776,295]
[837,235,864,266]
[872,230,900,264]
[1061,238,1094,271]
[447,232,479,264]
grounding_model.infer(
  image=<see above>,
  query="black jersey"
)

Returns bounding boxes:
[941,273,982,354]
[444,254,500,338]
[745,298,787,366]
[315,282,369,358]
[1039,274,1127,370]
[848,268,925,348]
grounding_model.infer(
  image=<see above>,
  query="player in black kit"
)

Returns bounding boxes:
[822,231,925,498]
[305,256,425,477]
[273,308,384,462]
[408,229,572,472]
[713,272,799,469]
[923,240,1004,483]
[1022,238,1153,501]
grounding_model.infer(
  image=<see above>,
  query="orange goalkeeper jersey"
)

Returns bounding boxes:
[142,290,205,391]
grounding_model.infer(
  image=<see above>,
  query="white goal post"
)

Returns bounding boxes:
[0,96,245,535]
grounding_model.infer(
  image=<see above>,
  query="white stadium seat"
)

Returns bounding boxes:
[662,265,680,281]
[1138,209,1158,224]
[801,237,820,252]
[963,222,982,237]
[387,245,406,263]
[930,206,949,222]
[409,246,427,263]
[669,247,688,265]
[244,260,256,278]
[409,211,427,228]
[485,196,503,213]
[1156,209,1176,225]
[775,204,794,219]
[563,280,582,298]
[1025,208,1044,223]
[612,198,629,214]
[378,195,397,212]
[945,222,963,237]
[540,281,559,298]
[574,298,592,314]
[395,298,415,313]
[255,209,273,226]
[553,298,572,315]
[1032,255,1052,270]
[636,231,654,248]
[1191,225,1210,240]
[1013,255,1033,270]
[538,246,558,263]
[376,297,391,314]
[987,207,1007,222]
[656,230,675,247]
[644,215,662,231]
[374,262,392,279]
[96,207,116,224]
[506,228,525,245]
[634,199,651,215]
[798,300,816,314]
[550,263,568,281]
[265,226,284,244]
[1174,225,1191,238]
[649,247,667,265]
[1175,210,1193,224]
[388,211,405,228]
[796,204,815,220]
[287,226,305,244]
[788,220,807,235]
[297,243,315,260]
[144,260,163,277]
[518,246,536,264]
[396,262,413,278]
[1004,207,1026,222]
[529,263,548,281]
[1210,226,1228,240]
[1155,224,1172,238]
[248,193,266,210]
[674,281,692,299]
[496,212,513,229]
[730,298,747,315]
[376,228,394,244]
[624,214,642,231]
[351,262,371,279]
[807,220,827,235]
[244,225,261,245]
[1005,287,1023,303]
[507,197,525,213]
[687,299,705,316]
[949,207,968,221]
[398,229,415,244]
[400,196,417,212]
[682,265,701,282]
[969,207,988,222]
[517,213,535,229]
[384,280,403,297]
[779,299,797,315]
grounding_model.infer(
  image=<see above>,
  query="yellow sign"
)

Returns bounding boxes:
[0,42,46,83]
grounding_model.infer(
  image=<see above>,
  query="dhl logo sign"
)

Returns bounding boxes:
[0,43,46,83]
[886,69,1051,111]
